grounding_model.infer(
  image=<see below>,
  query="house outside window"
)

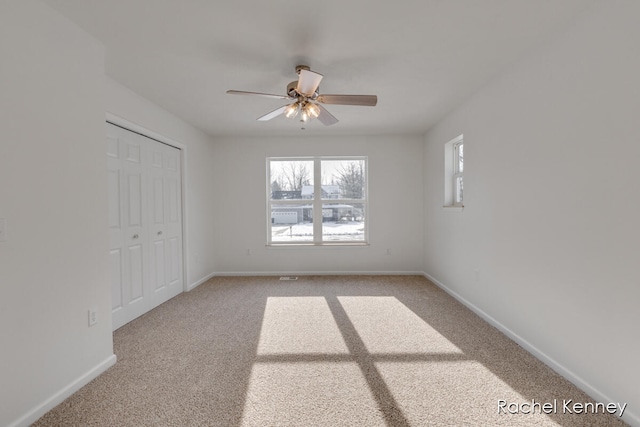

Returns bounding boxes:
[267,157,368,245]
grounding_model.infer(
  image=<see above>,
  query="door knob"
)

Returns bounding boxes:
[132,234,139,239]
[157,231,163,236]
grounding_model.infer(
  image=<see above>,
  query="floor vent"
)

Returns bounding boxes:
[279,276,299,281]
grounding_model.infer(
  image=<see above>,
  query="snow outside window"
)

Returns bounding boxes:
[267,157,368,245]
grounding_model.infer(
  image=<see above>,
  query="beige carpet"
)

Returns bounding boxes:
[34,276,627,426]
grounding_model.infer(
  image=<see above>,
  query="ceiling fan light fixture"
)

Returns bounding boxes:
[284,103,299,119]
[304,103,320,119]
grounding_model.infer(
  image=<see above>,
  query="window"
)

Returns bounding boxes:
[267,157,368,245]
[444,135,464,208]
[453,139,463,205]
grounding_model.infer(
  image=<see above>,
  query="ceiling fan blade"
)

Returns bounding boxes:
[227,90,290,100]
[316,104,338,126]
[257,105,288,121]
[296,69,323,96]
[316,94,377,106]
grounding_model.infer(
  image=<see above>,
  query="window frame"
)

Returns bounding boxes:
[266,156,369,246]
[453,140,463,206]
[444,135,464,209]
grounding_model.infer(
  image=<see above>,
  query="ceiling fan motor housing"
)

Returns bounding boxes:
[287,81,318,100]
[287,81,298,97]
[295,65,311,75]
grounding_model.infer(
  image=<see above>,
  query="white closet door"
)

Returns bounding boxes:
[148,138,183,305]
[107,122,183,330]
[107,130,126,325]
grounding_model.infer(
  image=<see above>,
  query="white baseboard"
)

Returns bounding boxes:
[9,354,117,427]
[211,270,425,277]
[187,271,217,291]
[422,272,639,427]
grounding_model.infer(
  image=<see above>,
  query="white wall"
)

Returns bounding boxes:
[211,135,424,274]
[423,1,639,425]
[0,2,115,426]
[104,78,218,289]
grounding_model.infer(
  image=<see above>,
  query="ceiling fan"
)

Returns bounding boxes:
[226,65,377,126]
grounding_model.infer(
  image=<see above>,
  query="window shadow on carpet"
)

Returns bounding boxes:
[34,275,628,427]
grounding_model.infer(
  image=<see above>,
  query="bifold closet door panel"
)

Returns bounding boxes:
[107,125,152,329]
[148,140,183,306]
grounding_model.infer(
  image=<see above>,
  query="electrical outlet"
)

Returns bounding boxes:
[88,308,97,327]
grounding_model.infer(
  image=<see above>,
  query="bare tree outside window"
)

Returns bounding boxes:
[271,179,282,193]
[321,160,366,199]
[270,160,313,200]
[335,160,365,199]
[282,161,311,191]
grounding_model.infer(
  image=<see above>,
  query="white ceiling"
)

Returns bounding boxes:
[43,0,592,137]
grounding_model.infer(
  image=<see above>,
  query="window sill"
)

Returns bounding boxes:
[266,242,370,248]
[442,205,464,212]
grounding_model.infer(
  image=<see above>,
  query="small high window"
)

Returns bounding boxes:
[444,135,464,208]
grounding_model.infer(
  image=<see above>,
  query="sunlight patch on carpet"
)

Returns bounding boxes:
[338,296,463,354]
[375,360,562,426]
[241,362,385,426]
[257,297,350,355]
